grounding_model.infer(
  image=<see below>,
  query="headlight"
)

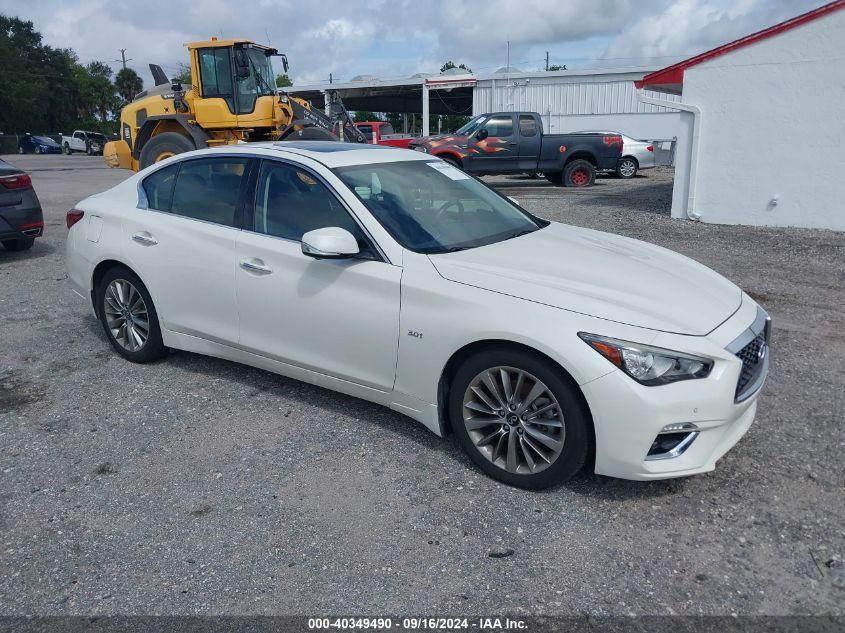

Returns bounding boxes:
[578,333,713,386]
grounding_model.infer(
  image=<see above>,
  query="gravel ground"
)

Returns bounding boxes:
[0,156,843,616]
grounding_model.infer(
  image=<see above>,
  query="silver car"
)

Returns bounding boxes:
[576,131,656,179]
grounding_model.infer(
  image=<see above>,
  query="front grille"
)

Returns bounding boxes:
[736,331,766,397]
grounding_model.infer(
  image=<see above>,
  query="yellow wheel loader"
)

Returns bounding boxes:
[104,38,366,171]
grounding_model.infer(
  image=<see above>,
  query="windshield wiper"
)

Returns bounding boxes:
[504,228,536,241]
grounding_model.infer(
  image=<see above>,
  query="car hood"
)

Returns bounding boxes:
[428,223,742,336]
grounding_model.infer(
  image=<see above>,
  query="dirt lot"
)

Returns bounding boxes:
[0,155,843,616]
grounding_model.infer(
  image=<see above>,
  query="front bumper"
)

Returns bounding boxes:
[582,297,769,480]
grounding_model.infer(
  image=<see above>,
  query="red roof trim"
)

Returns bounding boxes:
[635,0,845,89]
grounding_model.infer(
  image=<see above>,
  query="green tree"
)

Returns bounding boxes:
[115,67,143,104]
[276,73,292,88]
[440,60,472,73]
[174,62,192,85]
[548,64,567,71]
[352,111,382,123]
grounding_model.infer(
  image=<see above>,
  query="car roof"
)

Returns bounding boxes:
[212,141,432,168]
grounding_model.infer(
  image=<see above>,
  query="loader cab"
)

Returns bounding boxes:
[189,39,282,125]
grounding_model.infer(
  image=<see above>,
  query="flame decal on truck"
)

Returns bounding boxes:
[420,134,510,159]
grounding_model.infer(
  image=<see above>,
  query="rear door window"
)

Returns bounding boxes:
[518,115,538,137]
[142,164,179,211]
[169,157,249,226]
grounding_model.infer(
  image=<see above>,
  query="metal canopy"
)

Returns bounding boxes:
[288,84,473,116]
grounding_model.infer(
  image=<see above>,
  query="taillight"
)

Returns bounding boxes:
[66,209,85,229]
[603,135,623,146]
[0,173,32,189]
[647,145,654,152]
[20,220,43,230]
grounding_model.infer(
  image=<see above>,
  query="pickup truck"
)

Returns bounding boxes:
[61,130,108,156]
[409,112,622,187]
[354,121,414,149]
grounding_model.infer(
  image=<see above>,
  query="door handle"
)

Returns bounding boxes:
[239,258,273,275]
[131,232,158,246]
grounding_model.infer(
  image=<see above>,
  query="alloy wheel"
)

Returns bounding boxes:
[619,159,636,177]
[462,366,565,475]
[103,279,150,352]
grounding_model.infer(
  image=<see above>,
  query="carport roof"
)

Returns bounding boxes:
[635,0,845,94]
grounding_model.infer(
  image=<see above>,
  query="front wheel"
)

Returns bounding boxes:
[62,143,71,155]
[139,132,196,169]
[563,159,595,187]
[33,145,41,154]
[449,348,590,489]
[616,157,638,179]
[96,266,167,363]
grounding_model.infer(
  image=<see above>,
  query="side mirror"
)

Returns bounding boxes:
[301,227,360,259]
[476,128,489,140]
[280,53,289,73]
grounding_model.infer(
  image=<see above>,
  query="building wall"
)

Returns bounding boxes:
[473,74,681,140]
[673,8,845,230]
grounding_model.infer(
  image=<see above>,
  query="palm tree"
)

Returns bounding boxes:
[115,68,143,105]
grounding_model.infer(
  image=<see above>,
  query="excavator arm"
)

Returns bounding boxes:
[277,91,368,144]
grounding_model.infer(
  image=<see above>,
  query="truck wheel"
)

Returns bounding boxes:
[544,172,563,186]
[564,159,595,187]
[62,143,71,155]
[139,132,196,169]
[616,157,638,179]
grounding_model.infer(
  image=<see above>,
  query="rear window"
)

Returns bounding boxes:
[518,115,537,137]
[142,164,178,211]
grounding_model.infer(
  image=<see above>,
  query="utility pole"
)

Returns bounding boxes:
[119,49,130,69]
[545,51,549,71]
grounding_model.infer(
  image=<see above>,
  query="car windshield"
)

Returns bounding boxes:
[333,160,543,254]
[454,115,485,136]
[33,136,54,144]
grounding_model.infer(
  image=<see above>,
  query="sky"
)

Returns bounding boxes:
[1,0,827,88]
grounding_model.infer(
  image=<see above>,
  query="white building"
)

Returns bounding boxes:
[638,0,845,231]
[288,67,681,143]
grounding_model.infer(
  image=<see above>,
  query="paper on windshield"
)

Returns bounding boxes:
[427,161,470,180]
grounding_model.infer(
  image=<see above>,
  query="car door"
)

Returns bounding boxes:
[72,132,85,152]
[516,115,542,171]
[467,114,518,172]
[234,158,401,391]
[123,156,250,345]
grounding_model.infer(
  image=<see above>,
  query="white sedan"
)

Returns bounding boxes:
[65,142,770,489]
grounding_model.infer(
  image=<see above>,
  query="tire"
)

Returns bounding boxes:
[544,171,563,186]
[563,159,595,187]
[616,157,638,179]
[2,237,35,251]
[86,144,94,156]
[63,143,71,155]
[34,145,41,155]
[95,266,167,363]
[18,146,24,154]
[139,132,196,170]
[449,347,590,489]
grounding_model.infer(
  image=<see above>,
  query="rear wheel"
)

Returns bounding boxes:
[139,132,196,169]
[563,159,595,187]
[449,347,590,489]
[616,157,638,179]
[2,238,35,251]
[62,143,71,155]
[33,145,41,155]
[96,266,167,363]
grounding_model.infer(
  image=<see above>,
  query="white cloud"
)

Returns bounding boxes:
[0,0,829,87]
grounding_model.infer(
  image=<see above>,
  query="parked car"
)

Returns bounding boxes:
[575,130,656,178]
[354,121,415,148]
[0,158,44,251]
[18,134,62,155]
[61,130,108,155]
[409,112,623,187]
[65,142,770,489]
